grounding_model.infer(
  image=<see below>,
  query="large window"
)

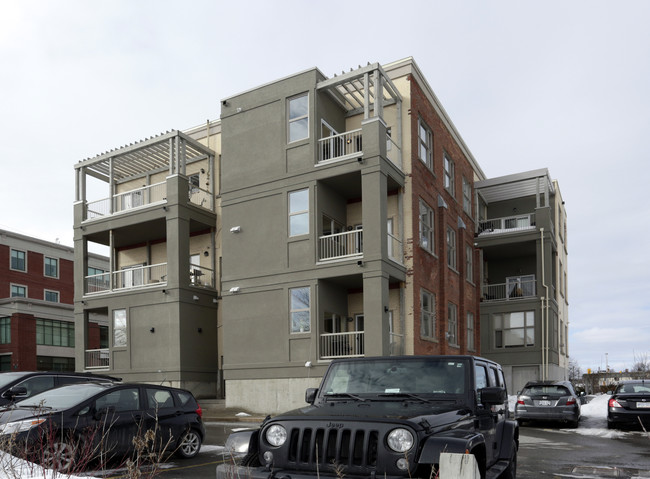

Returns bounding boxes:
[288,93,309,142]
[443,153,455,195]
[418,118,433,170]
[290,287,310,333]
[113,309,127,347]
[448,303,458,346]
[289,189,309,236]
[462,177,472,215]
[0,317,10,344]
[446,227,457,270]
[44,257,58,278]
[467,312,475,351]
[420,289,436,339]
[44,290,59,303]
[36,319,74,347]
[10,249,26,271]
[419,200,435,253]
[10,285,26,298]
[494,311,535,348]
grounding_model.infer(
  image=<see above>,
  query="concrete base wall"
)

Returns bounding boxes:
[226,377,322,414]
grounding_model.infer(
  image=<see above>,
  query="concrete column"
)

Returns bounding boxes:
[362,271,391,356]
[166,174,191,289]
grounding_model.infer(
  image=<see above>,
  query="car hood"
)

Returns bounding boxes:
[0,406,59,423]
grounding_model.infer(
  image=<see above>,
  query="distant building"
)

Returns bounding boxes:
[0,229,107,371]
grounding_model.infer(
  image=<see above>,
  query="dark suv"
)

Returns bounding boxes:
[0,371,120,406]
[218,355,518,479]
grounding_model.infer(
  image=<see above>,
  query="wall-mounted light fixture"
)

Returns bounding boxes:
[150,327,155,333]
[230,226,241,233]
[357,260,364,267]
[162,289,167,294]
[357,157,363,163]
[384,306,389,313]
[197,327,203,333]
[163,206,168,211]
[200,168,205,174]
[203,251,209,257]
[229,287,241,293]
[81,300,87,305]
[193,295,200,301]
[222,100,229,106]
[305,361,312,368]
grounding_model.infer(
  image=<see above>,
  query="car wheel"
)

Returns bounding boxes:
[500,439,517,479]
[176,429,202,458]
[42,440,76,473]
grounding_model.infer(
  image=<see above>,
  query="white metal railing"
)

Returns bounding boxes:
[318,129,363,163]
[478,213,536,235]
[85,348,109,369]
[188,185,214,211]
[482,279,537,302]
[320,331,364,359]
[386,134,402,170]
[387,231,403,263]
[86,182,167,220]
[190,265,214,287]
[390,333,404,356]
[319,229,363,262]
[85,263,168,294]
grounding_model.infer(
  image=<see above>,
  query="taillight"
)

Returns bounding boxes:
[196,402,203,418]
[608,398,622,409]
[566,398,576,405]
[517,399,525,405]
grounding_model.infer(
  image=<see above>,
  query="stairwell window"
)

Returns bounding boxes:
[289,188,309,236]
[444,153,455,196]
[419,200,435,253]
[288,93,309,143]
[420,289,436,340]
[290,287,310,333]
[494,311,535,348]
[418,118,433,170]
[446,227,457,270]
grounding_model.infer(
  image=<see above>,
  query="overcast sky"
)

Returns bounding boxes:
[1,0,648,374]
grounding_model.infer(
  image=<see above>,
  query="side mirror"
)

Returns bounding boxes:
[305,388,318,404]
[2,386,28,402]
[479,387,507,405]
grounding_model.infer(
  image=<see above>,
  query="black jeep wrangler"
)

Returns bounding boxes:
[217,355,518,479]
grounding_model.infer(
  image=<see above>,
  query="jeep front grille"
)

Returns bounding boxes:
[287,426,379,468]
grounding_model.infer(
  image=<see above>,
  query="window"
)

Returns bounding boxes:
[448,303,458,346]
[0,355,11,371]
[95,388,140,412]
[443,153,455,195]
[446,227,457,270]
[494,311,535,348]
[289,189,309,236]
[467,312,475,351]
[36,319,74,347]
[88,266,105,276]
[420,289,436,339]
[44,290,59,303]
[113,309,127,347]
[462,177,472,215]
[465,244,473,282]
[36,356,74,371]
[10,249,26,271]
[0,318,10,344]
[44,257,58,278]
[11,285,26,298]
[288,93,309,142]
[290,287,310,333]
[475,364,488,390]
[419,200,435,253]
[147,388,174,409]
[418,118,433,169]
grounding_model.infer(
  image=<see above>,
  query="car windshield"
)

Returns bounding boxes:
[16,383,107,409]
[615,383,650,394]
[0,372,30,388]
[320,358,468,397]
[523,385,570,397]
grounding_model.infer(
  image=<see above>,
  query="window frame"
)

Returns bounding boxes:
[289,287,311,334]
[448,302,458,346]
[462,176,472,215]
[418,117,433,170]
[288,188,310,237]
[36,318,74,347]
[420,288,436,340]
[10,249,26,272]
[44,290,60,303]
[113,309,127,348]
[10,284,27,298]
[443,153,455,196]
[0,317,10,345]
[494,311,535,349]
[419,199,435,253]
[446,227,457,270]
[467,312,475,351]
[44,256,59,278]
[288,93,309,143]
[465,243,473,282]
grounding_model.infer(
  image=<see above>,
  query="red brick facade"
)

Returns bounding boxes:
[408,75,481,356]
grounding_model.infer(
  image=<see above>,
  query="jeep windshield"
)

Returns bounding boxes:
[320,357,468,400]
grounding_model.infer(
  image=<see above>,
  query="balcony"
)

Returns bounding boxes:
[318,229,363,262]
[85,263,168,295]
[318,129,362,164]
[320,331,364,359]
[477,213,536,236]
[482,278,537,302]
[85,348,109,370]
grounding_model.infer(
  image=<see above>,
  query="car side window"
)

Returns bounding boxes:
[146,388,174,409]
[95,388,140,412]
[487,367,497,387]
[17,376,55,397]
[475,365,488,389]
[175,390,196,407]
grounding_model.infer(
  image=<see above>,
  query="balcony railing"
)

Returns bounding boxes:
[387,231,403,263]
[318,129,363,163]
[86,182,167,220]
[320,331,364,359]
[386,134,402,170]
[188,185,214,211]
[319,229,363,262]
[390,333,404,356]
[85,263,168,295]
[85,348,109,370]
[482,279,537,302]
[190,265,214,288]
[477,213,536,236]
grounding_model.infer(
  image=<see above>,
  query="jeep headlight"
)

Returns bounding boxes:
[0,418,45,436]
[265,424,287,447]
[387,428,413,453]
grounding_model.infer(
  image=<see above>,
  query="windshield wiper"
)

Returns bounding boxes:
[377,393,458,403]
[324,393,368,402]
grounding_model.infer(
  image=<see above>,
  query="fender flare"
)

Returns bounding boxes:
[224,429,260,456]
[418,432,486,464]
[496,419,519,460]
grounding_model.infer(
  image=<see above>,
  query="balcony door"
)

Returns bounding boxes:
[320,121,339,161]
[121,264,144,288]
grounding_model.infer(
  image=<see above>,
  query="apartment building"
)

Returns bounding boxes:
[0,229,107,371]
[219,58,485,412]
[474,170,569,392]
[73,127,222,398]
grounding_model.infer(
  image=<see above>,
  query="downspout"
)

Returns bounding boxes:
[540,228,549,380]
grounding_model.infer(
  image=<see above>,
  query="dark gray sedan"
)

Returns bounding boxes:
[515,380,581,427]
[607,379,650,429]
